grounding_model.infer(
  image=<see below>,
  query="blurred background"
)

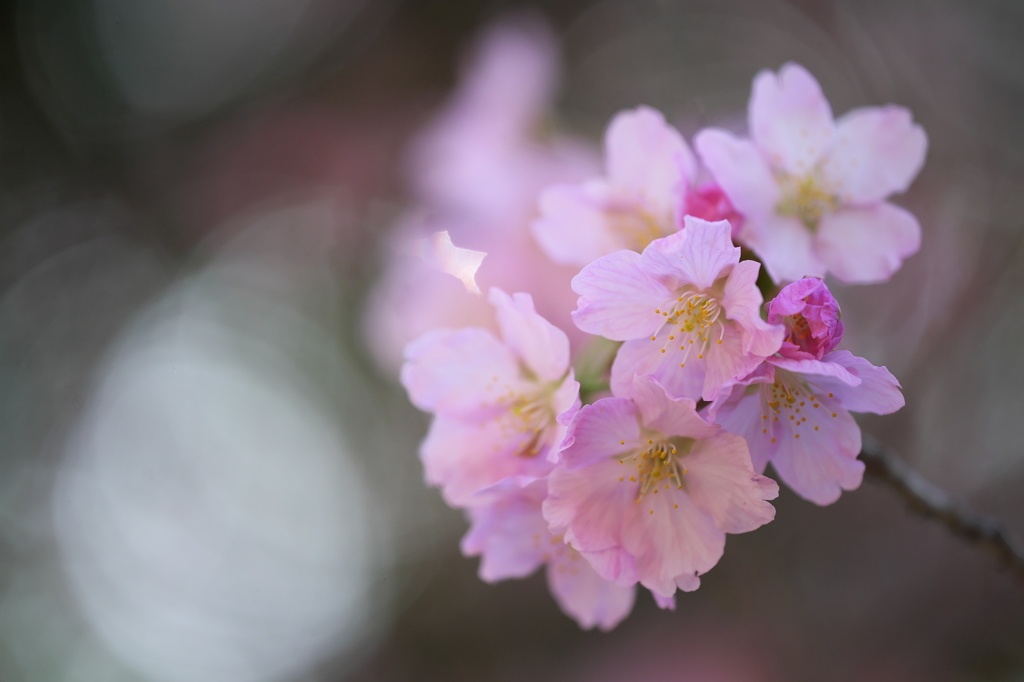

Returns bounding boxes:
[0,0,1022,680]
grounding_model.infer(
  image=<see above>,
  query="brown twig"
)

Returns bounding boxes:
[860,433,1024,583]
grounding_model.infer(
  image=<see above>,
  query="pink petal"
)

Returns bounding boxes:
[572,250,673,340]
[651,591,676,611]
[605,105,695,217]
[401,327,522,417]
[743,213,824,284]
[721,260,785,357]
[559,398,641,470]
[767,356,860,386]
[749,63,835,175]
[767,396,864,506]
[694,129,780,217]
[700,322,768,402]
[421,416,555,506]
[816,202,921,284]
[621,486,725,599]
[490,288,570,383]
[544,456,640,560]
[627,374,720,440]
[710,382,778,474]
[808,351,905,415]
[546,550,637,631]
[660,217,740,291]
[609,336,705,402]
[681,432,778,534]
[461,481,550,581]
[532,181,635,266]
[823,106,928,205]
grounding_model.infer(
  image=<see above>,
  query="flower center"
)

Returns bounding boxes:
[776,173,838,230]
[652,291,724,362]
[605,198,668,252]
[617,437,694,500]
[495,386,558,457]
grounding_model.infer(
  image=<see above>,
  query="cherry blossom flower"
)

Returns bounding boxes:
[401,288,580,506]
[695,63,928,284]
[572,216,784,401]
[710,279,905,505]
[532,106,697,266]
[461,480,636,631]
[543,375,778,601]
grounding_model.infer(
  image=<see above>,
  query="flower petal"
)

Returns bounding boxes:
[652,217,739,291]
[559,398,641,469]
[807,350,905,415]
[711,382,778,474]
[767,396,864,506]
[682,432,778,534]
[546,550,637,631]
[421,416,554,506]
[749,63,835,175]
[401,327,521,417]
[605,105,695,218]
[743,213,824,284]
[815,202,921,284]
[532,181,634,266]
[461,481,550,581]
[721,260,785,357]
[490,288,570,383]
[621,485,725,599]
[823,106,928,205]
[694,129,780,217]
[767,356,860,386]
[572,250,673,340]
[627,374,720,440]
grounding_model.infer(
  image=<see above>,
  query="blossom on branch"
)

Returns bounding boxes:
[572,217,784,401]
[544,375,778,602]
[695,62,928,284]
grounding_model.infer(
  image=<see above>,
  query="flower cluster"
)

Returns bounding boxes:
[380,21,923,631]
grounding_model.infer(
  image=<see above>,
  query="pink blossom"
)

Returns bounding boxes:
[544,375,778,601]
[532,106,697,266]
[711,313,904,505]
[461,480,637,631]
[684,183,744,237]
[695,63,928,284]
[768,277,844,360]
[401,288,579,506]
[572,217,784,401]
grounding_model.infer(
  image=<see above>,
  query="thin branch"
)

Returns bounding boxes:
[860,433,1024,583]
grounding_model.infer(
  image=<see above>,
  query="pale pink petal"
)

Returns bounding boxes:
[743,213,824,284]
[609,336,705,402]
[532,181,631,266]
[710,382,778,474]
[627,374,720,440]
[721,260,785,356]
[571,250,673,340]
[808,350,905,415]
[546,550,637,631]
[544,456,640,560]
[767,356,860,386]
[421,416,554,506]
[823,106,928,205]
[489,288,569,382]
[682,432,778,534]
[767,396,864,506]
[694,129,780,217]
[461,481,550,581]
[700,322,767,402]
[605,105,695,218]
[621,485,724,598]
[651,591,676,611]
[578,547,638,587]
[401,327,522,417]
[749,63,835,175]
[815,202,921,284]
[559,398,640,469]
[660,217,740,291]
